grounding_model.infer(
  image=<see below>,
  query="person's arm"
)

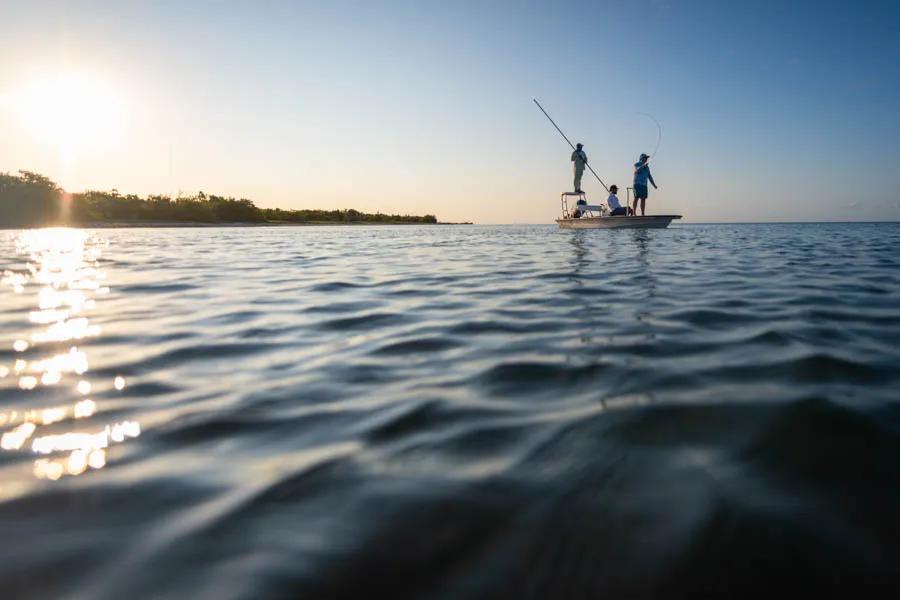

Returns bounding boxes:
[648,170,657,189]
[571,151,576,162]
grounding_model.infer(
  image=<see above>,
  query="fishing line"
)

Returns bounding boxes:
[636,112,662,160]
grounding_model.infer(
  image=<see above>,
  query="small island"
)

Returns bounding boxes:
[0,171,441,228]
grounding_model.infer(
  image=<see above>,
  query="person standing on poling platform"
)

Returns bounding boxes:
[632,153,658,216]
[571,143,587,193]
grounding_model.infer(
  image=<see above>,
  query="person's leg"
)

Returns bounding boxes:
[632,198,639,215]
[574,170,583,192]
[640,198,646,215]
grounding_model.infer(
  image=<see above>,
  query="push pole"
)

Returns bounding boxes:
[532,98,609,193]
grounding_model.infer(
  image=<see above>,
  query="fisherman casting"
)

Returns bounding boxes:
[632,153,658,216]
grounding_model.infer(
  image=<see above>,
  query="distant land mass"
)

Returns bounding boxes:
[0,170,441,227]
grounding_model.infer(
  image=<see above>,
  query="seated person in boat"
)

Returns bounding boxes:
[607,185,630,216]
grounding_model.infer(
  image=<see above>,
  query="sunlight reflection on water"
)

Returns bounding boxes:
[0,228,138,480]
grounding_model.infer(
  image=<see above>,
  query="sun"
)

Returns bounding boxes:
[14,70,126,155]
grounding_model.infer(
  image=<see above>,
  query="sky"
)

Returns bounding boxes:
[1,0,898,223]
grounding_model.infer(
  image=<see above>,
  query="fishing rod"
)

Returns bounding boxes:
[532,98,609,193]
[637,112,662,159]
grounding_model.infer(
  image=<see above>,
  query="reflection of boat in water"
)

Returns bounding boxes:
[556,192,681,230]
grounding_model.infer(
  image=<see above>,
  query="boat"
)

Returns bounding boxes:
[531,100,682,230]
[556,192,681,229]
[557,215,682,229]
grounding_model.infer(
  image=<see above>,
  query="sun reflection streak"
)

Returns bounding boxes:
[28,348,89,377]
[0,229,141,480]
[40,371,61,385]
[31,318,101,343]
[31,421,140,454]
[0,398,96,427]
[29,309,71,324]
[74,399,97,418]
[1,423,36,450]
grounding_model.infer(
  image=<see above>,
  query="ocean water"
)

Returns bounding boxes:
[0,223,898,599]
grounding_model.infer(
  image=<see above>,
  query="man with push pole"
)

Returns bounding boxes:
[571,143,587,193]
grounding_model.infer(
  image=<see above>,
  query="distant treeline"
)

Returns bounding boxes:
[0,171,438,227]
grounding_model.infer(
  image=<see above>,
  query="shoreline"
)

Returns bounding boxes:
[5,220,473,229]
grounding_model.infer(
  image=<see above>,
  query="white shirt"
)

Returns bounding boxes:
[607,193,621,210]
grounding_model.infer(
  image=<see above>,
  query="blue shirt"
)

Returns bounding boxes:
[634,162,651,186]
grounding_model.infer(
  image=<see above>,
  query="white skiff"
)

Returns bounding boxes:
[556,192,681,229]
[557,215,681,229]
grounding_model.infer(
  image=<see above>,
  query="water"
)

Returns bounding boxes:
[0,223,898,598]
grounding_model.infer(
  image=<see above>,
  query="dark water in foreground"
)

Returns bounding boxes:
[0,223,898,598]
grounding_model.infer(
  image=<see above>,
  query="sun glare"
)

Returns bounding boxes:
[14,70,126,155]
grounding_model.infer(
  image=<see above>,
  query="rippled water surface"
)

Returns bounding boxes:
[1,223,899,598]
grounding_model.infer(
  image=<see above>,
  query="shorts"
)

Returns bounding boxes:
[633,183,649,199]
[610,206,627,216]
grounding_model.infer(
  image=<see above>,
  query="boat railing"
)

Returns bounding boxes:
[561,192,609,219]
[560,192,584,218]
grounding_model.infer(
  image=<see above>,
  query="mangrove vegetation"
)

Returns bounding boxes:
[0,170,438,227]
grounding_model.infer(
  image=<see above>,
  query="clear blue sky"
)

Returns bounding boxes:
[1,0,898,222]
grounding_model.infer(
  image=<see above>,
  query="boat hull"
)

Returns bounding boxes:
[556,215,681,229]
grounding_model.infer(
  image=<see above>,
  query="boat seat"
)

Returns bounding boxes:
[561,192,606,218]
[574,204,603,217]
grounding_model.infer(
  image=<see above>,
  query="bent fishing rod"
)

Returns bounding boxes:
[532,98,609,193]
[636,112,662,160]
